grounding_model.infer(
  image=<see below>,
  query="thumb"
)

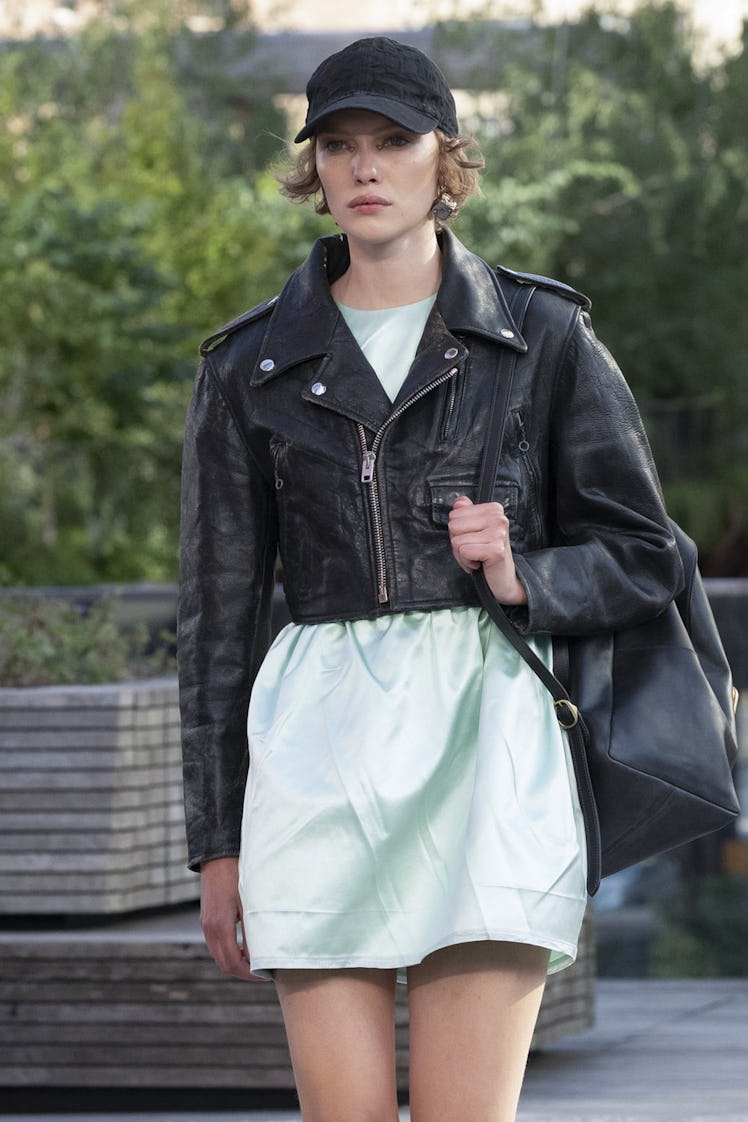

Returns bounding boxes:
[452,494,473,509]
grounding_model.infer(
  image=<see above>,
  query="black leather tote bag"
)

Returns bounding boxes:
[550,521,740,891]
[475,282,740,895]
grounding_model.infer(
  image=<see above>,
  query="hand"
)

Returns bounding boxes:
[448,495,528,605]
[200,856,259,981]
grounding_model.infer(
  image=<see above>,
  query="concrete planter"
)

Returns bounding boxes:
[0,677,196,915]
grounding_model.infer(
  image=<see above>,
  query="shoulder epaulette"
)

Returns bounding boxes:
[495,264,591,310]
[199,295,279,357]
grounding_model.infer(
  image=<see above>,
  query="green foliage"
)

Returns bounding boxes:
[0,1,323,586]
[663,465,748,573]
[0,596,174,686]
[652,875,748,977]
[451,4,748,411]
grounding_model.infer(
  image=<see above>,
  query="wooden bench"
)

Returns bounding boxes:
[0,907,595,1089]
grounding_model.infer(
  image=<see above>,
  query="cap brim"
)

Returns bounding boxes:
[294,93,440,143]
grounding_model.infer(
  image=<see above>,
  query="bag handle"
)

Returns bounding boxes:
[472,281,570,706]
[471,282,603,893]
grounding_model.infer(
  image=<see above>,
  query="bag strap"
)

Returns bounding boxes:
[471,282,603,894]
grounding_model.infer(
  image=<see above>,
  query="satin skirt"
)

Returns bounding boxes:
[238,607,587,981]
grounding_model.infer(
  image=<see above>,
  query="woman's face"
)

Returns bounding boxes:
[314,109,440,250]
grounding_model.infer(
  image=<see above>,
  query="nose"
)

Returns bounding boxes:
[352,144,379,183]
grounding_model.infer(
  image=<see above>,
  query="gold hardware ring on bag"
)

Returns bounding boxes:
[554,699,580,729]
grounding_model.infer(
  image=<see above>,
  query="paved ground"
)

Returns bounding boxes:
[516,978,748,1121]
[3,980,746,1122]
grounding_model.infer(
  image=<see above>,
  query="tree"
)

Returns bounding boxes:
[0,2,330,584]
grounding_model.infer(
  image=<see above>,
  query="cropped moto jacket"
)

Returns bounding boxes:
[178,228,684,870]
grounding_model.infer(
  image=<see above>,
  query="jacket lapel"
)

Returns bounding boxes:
[248,229,527,429]
[250,236,394,429]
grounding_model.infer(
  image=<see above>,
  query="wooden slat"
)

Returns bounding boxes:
[0,678,197,916]
[0,908,594,1089]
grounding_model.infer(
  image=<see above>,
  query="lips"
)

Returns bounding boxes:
[348,195,390,209]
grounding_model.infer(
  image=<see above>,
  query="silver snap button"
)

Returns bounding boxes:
[259,358,275,372]
[311,382,327,396]
[500,329,515,339]
[444,347,459,360]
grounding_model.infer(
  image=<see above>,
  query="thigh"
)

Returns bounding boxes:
[274,967,400,1122]
[407,940,550,1122]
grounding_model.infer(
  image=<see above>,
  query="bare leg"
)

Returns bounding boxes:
[407,940,549,1122]
[274,967,400,1122]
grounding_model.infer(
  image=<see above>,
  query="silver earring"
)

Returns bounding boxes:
[431,193,457,221]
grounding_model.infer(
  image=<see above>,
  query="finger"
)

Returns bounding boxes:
[452,524,511,565]
[448,495,474,525]
[451,516,510,550]
[448,501,506,534]
[457,541,509,566]
[450,549,479,569]
[201,900,251,978]
[206,923,255,981]
[450,534,484,572]
[449,500,510,573]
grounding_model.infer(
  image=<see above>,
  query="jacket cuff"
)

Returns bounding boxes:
[187,847,241,874]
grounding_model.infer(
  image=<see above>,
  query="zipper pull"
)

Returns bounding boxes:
[517,412,530,453]
[361,450,376,483]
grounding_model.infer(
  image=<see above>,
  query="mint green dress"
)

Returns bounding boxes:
[238,296,587,981]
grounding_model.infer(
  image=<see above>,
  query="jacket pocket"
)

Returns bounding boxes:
[428,475,519,527]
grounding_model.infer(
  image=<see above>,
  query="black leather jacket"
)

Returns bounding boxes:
[178,228,683,870]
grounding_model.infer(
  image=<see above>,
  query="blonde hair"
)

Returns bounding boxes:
[277,131,484,225]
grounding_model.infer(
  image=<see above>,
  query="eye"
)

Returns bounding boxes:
[378,133,412,149]
[318,137,348,152]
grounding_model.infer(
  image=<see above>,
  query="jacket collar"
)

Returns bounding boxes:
[250,228,527,391]
[435,228,528,350]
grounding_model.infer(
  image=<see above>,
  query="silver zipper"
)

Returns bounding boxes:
[442,376,458,438]
[270,441,285,489]
[361,450,376,483]
[357,428,388,603]
[517,411,530,453]
[357,366,459,606]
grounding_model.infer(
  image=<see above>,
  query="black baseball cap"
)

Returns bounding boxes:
[294,37,459,143]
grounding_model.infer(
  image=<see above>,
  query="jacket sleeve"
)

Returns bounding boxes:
[512,309,684,635]
[178,358,278,871]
